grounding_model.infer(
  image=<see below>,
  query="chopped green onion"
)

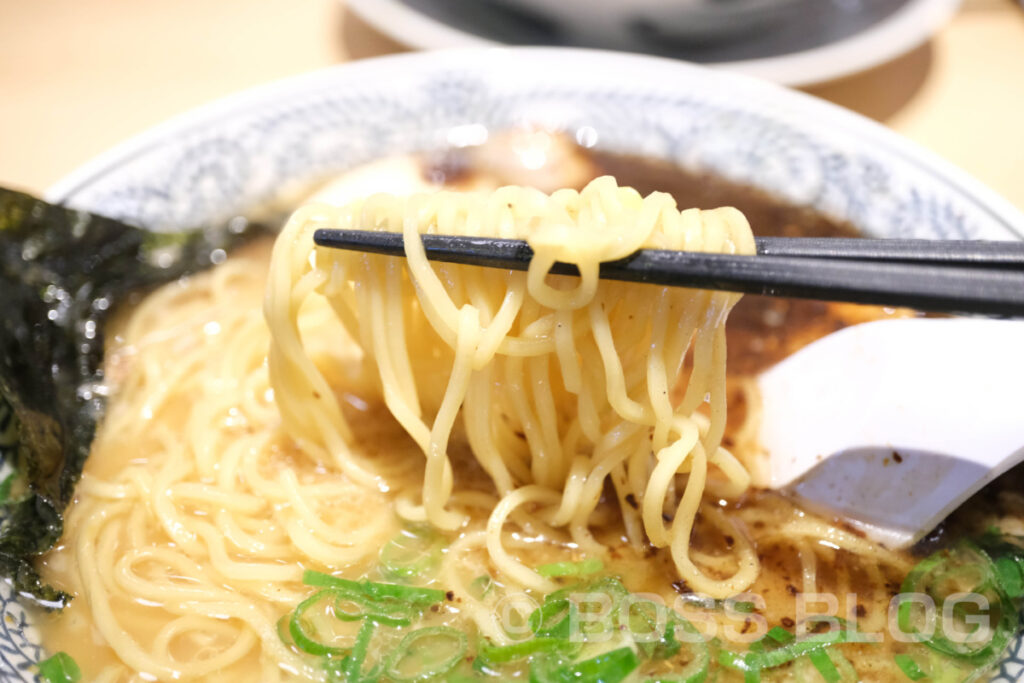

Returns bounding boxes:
[276,615,293,646]
[527,652,575,683]
[469,574,493,599]
[477,637,574,666]
[545,575,630,605]
[444,671,485,683]
[386,626,467,681]
[304,570,365,591]
[994,556,1024,599]
[897,541,1017,666]
[757,630,854,669]
[720,628,855,677]
[542,576,628,640]
[531,646,639,683]
[289,590,351,656]
[302,570,445,606]
[567,646,640,682]
[528,597,577,639]
[360,581,445,606]
[720,647,761,683]
[379,526,445,581]
[628,599,679,659]
[731,601,756,614]
[37,652,81,683]
[808,648,841,683]
[894,653,927,681]
[826,648,858,682]
[765,626,795,645]
[328,589,413,628]
[536,558,604,578]
[0,472,15,505]
[717,648,752,671]
[644,617,710,683]
[341,619,378,682]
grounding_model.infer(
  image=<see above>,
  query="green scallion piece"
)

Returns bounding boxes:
[542,575,629,641]
[994,555,1024,599]
[717,648,751,670]
[757,630,852,669]
[341,619,378,682]
[536,557,604,578]
[894,654,927,681]
[469,574,493,599]
[304,570,364,591]
[329,589,413,628]
[718,648,761,682]
[532,646,640,683]
[302,570,445,606]
[528,597,577,639]
[37,652,81,683]
[0,472,15,505]
[379,526,445,581]
[570,646,640,682]
[644,617,710,683]
[897,541,1018,665]
[629,599,679,660]
[358,581,446,606]
[765,626,795,645]
[808,648,841,683]
[719,629,854,677]
[444,670,485,683]
[732,601,756,614]
[478,636,573,665]
[386,626,468,681]
[289,590,350,656]
[277,615,296,649]
[545,575,629,605]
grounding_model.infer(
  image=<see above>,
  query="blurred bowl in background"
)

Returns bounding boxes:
[480,0,806,46]
[347,0,962,86]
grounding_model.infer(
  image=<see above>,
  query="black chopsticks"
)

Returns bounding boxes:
[313,229,1024,316]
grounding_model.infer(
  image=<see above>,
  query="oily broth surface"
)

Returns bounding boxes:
[37,139,959,681]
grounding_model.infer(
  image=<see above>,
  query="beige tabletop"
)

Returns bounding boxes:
[2,0,1022,211]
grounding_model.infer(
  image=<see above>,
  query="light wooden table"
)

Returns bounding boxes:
[1,0,1022,210]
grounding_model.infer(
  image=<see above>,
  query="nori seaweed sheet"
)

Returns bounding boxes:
[0,187,268,608]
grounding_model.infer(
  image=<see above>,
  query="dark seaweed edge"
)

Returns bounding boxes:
[0,187,269,608]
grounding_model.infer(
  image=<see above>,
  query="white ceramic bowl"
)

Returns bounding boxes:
[0,47,1020,681]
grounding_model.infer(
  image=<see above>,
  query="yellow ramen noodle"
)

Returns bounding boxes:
[266,176,757,598]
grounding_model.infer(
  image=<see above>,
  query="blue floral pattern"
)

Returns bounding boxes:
[2,53,1019,680]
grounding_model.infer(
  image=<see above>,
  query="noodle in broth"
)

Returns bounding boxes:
[36,140,997,682]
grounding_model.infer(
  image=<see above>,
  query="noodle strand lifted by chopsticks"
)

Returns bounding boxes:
[265,176,758,597]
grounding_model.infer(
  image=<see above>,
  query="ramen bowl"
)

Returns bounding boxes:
[1,47,1022,681]
[477,0,805,45]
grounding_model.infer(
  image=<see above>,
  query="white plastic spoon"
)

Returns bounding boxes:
[758,317,1024,549]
